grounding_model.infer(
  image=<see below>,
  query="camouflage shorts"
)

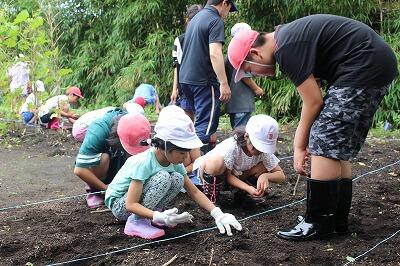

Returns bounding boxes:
[309,84,390,161]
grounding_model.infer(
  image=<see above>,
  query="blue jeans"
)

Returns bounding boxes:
[229,112,251,129]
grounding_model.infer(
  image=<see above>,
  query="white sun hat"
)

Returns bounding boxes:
[125,102,145,115]
[158,105,185,120]
[245,114,279,153]
[155,110,203,149]
[231,22,252,37]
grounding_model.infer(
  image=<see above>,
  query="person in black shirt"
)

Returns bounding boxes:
[227,14,398,241]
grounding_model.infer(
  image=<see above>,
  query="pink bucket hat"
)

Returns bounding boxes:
[227,29,259,82]
[117,113,151,155]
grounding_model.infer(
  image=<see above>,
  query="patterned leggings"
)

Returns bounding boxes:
[110,171,184,221]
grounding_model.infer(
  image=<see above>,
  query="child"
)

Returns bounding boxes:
[132,83,161,114]
[225,23,264,129]
[192,115,285,203]
[7,61,30,112]
[105,110,242,239]
[74,111,151,208]
[227,15,398,240]
[38,86,83,126]
[158,106,200,176]
[72,106,116,142]
[19,80,45,125]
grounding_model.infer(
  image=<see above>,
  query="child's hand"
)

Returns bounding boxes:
[210,207,242,236]
[153,208,193,227]
[247,186,263,197]
[257,174,269,196]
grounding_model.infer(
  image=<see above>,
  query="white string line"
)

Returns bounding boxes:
[353,159,400,182]
[47,198,306,266]
[46,161,399,266]
[0,156,295,212]
[0,191,103,212]
[342,228,400,266]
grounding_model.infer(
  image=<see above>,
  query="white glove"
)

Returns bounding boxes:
[210,207,242,236]
[153,208,194,227]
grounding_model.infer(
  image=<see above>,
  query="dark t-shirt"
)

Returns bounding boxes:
[179,5,225,86]
[275,14,398,87]
[224,57,255,113]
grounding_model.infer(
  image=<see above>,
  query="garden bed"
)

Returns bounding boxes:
[0,127,399,265]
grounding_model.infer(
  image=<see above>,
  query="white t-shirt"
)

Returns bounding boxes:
[74,107,116,128]
[19,93,37,114]
[193,137,280,176]
[8,62,29,92]
[38,95,69,117]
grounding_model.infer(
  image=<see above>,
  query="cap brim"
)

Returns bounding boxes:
[248,132,276,154]
[73,93,84,99]
[121,140,149,155]
[234,67,247,83]
[170,137,204,149]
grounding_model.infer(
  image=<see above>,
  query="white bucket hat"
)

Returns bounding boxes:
[231,22,252,37]
[155,111,203,150]
[245,114,279,153]
[125,102,145,115]
[158,105,185,120]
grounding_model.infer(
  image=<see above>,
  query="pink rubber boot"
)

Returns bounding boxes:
[124,215,165,239]
[85,185,104,209]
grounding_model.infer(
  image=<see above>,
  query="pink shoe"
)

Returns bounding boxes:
[85,185,104,208]
[86,194,104,208]
[124,216,165,239]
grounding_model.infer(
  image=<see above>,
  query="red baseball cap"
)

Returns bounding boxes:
[134,96,146,108]
[227,29,259,82]
[67,86,84,98]
[117,113,151,155]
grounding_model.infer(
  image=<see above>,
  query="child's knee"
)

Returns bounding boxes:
[203,154,225,175]
[169,172,184,189]
[152,170,171,185]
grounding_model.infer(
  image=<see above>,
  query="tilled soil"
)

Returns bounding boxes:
[0,126,399,265]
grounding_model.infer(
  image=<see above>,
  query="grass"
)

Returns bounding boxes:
[368,127,400,139]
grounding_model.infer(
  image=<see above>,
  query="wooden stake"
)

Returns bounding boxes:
[162,254,178,266]
[208,248,214,266]
[90,209,111,214]
[293,174,301,196]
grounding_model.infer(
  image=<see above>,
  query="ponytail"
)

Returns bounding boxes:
[140,137,190,152]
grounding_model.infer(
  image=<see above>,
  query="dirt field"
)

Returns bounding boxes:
[0,126,399,265]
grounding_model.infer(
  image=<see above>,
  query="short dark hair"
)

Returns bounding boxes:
[246,32,267,61]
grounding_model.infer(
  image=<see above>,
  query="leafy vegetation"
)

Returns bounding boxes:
[0,0,399,128]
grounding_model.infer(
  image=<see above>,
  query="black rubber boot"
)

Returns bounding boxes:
[277,178,338,241]
[335,178,352,235]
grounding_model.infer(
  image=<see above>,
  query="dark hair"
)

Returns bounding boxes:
[140,137,191,152]
[231,126,247,147]
[106,115,124,150]
[187,4,203,21]
[245,32,267,61]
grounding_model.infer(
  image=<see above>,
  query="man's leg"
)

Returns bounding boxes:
[191,84,221,153]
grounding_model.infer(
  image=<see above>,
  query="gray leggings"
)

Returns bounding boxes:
[110,170,184,221]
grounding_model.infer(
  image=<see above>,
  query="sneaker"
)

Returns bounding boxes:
[124,216,165,239]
